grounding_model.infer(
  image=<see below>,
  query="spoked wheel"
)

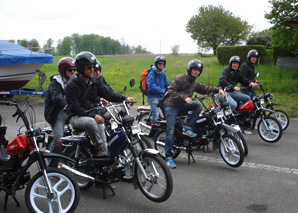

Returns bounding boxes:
[135,154,173,202]
[258,116,282,143]
[219,134,244,168]
[64,148,94,190]
[25,167,80,213]
[138,112,152,135]
[154,131,180,159]
[268,109,289,131]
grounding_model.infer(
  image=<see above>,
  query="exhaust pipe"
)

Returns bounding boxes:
[59,164,95,182]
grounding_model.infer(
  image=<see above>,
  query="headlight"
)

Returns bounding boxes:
[260,98,265,105]
[216,110,224,119]
[224,108,232,116]
[110,120,118,130]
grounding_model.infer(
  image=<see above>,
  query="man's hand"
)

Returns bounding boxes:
[100,98,108,106]
[94,114,104,124]
[126,97,135,106]
[218,89,225,98]
[185,97,193,104]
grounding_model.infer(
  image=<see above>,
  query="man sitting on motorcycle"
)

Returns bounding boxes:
[65,51,134,156]
[217,56,251,111]
[163,59,224,168]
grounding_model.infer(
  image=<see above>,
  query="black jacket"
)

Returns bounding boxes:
[240,60,256,93]
[44,75,67,126]
[65,74,126,117]
[217,67,246,92]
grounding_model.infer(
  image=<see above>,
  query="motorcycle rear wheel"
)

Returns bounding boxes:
[219,134,244,168]
[138,112,152,135]
[258,116,282,143]
[154,131,181,159]
[135,154,173,202]
[25,167,80,213]
[268,109,289,131]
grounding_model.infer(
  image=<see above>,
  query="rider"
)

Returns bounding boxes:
[44,57,76,167]
[146,56,171,124]
[217,56,251,111]
[163,59,224,168]
[240,49,260,97]
[65,51,134,156]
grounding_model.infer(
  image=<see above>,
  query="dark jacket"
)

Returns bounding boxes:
[146,66,171,98]
[44,75,67,126]
[217,67,246,92]
[164,74,220,107]
[65,74,126,117]
[240,60,256,93]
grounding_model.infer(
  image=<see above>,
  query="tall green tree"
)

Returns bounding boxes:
[246,29,272,49]
[43,38,54,55]
[265,0,298,56]
[57,37,73,55]
[186,5,252,55]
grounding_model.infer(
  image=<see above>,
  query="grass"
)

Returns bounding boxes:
[25,55,298,118]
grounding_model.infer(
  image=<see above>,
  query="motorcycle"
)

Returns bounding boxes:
[0,98,80,212]
[153,93,244,168]
[233,85,283,143]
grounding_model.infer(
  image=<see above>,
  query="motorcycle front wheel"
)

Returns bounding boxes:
[268,109,289,131]
[135,154,173,202]
[219,134,244,168]
[258,116,282,143]
[25,167,80,213]
[233,131,248,157]
[154,131,180,159]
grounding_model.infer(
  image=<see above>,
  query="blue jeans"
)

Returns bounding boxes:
[217,92,251,111]
[164,102,203,159]
[147,96,165,124]
[49,110,68,167]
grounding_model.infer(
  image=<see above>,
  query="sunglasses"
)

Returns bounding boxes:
[158,62,165,65]
[86,65,95,70]
[67,69,76,72]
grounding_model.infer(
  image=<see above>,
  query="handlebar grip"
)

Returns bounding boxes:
[0,101,10,105]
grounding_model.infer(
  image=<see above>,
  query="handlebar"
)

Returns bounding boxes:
[0,100,17,106]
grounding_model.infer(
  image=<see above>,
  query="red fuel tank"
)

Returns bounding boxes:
[238,100,255,112]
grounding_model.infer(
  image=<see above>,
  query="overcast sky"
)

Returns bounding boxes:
[0,0,273,54]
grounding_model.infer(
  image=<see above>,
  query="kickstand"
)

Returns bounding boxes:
[4,191,20,211]
[102,184,115,199]
[186,149,195,165]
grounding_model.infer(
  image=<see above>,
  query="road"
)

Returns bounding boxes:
[1,97,298,213]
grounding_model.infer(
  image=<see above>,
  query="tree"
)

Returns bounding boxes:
[171,44,180,56]
[265,0,298,56]
[17,39,40,52]
[186,5,252,55]
[43,38,54,55]
[57,37,73,55]
[246,29,272,49]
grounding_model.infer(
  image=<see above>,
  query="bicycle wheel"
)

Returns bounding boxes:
[25,167,80,213]
[135,154,173,202]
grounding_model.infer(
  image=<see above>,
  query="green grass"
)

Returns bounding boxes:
[25,55,298,118]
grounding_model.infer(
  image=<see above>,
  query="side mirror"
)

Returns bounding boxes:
[256,73,259,78]
[130,78,135,88]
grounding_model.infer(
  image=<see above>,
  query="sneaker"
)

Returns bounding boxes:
[242,130,252,135]
[166,159,176,169]
[96,147,108,157]
[182,128,197,137]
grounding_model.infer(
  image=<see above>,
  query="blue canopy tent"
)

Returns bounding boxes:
[0,40,53,92]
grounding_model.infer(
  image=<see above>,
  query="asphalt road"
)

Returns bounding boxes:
[1,97,298,213]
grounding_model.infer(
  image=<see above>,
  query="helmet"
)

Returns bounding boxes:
[247,49,259,60]
[58,57,75,76]
[95,60,101,72]
[187,59,203,76]
[74,51,97,75]
[154,56,166,68]
[229,56,241,68]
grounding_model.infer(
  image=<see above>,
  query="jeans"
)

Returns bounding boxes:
[48,110,68,167]
[147,96,165,124]
[70,116,107,151]
[164,102,203,159]
[217,92,251,111]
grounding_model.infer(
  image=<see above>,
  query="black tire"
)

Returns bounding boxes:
[219,134,244,168]
[234,132,248,157]
[268,109,290,131]
[134,154,173,202]
[25,167,80,213]
[64,148,94,190]
[258,116,282,143]
[154,131,180,159]
[139,135,153,149]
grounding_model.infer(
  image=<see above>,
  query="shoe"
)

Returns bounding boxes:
[96,147,108,157]
[166,159,176,169]
[182,128,197,137]
[242,130,252,135]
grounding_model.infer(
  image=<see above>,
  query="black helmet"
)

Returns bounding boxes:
[229,56,241,68]
[247,49,259,60]
[95,60,101,72]
[187,59,203,76]
[154,56,166,68]
[74,51,97,75]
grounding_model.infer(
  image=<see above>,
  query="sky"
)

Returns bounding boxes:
[0,0,273,54]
